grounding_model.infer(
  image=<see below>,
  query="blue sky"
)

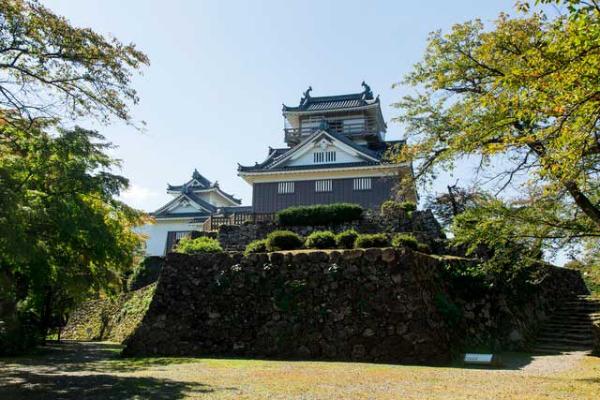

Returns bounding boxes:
[48,0,520,211]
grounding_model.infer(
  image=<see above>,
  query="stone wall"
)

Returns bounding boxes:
[218,209,444,252]
[124,249,452,364]
[441,263,588,350]
[123,249,587,362]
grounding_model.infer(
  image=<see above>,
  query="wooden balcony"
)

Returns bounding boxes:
[202,212,275,232]
[284,117,381,145]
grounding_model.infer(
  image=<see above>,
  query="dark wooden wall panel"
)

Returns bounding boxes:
[252,177,397,213]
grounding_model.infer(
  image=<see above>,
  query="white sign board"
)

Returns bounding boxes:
[464,353,494,365]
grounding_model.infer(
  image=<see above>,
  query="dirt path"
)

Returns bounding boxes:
[0,341,598,399]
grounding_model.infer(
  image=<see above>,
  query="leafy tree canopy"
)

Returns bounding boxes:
[0,0,149,127]
[393,0,600,248]
[0,124,146,341]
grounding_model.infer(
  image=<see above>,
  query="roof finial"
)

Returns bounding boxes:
[192,168,201,180]
[361,81,373,99]
[300,86,312,105]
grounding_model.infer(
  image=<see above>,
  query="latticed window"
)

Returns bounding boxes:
[315,179,332,192]
[353,177,372,191]
[278,181,295,194]
[314,151,336,163]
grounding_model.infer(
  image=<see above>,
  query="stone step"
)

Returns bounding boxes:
[533,345,591,354]
[537,331,593,340]
[536,339,593,348]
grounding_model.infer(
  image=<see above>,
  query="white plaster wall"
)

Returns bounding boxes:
[136,219,202,256]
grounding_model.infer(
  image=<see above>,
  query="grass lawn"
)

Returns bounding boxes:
[0,341,599,399]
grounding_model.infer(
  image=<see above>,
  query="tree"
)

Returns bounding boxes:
[0,1,149,352]
[393,1,600,242]
[425,183,487,228]
[0,0,149,127]
[0,124,146,346]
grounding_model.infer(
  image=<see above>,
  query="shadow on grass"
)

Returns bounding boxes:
[0,371,213,400]
[0,341,238,399]
[1,341,199,373]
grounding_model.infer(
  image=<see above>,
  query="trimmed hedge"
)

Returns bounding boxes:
[244,239,268,255]
[266,230,303,251]
[276,203,363,226]
[305,231,336,249]
[355,233,390,248]
[335,229,359,249]
[392,233,419,250]
[175,236,223,254]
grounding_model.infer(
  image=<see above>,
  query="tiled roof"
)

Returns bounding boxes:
[185,192,217,213]
[152,211,211,219]
[166,169,241,205]
[238,131,404,172]
[282,82,378,112]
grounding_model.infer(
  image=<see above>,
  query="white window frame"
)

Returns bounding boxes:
[313,151,336,164]
[278,181,295,194]
[353,177,372,191]
[315,179,332,193]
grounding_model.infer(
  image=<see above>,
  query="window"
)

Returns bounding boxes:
[278,181,295,194]
[314,151,336,163]
[315,179,332,192]
[353,177,372,191]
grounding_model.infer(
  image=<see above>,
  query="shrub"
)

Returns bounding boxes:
[417,242,432,254]
[266,230,303,251]
[175,236,223,254]
[355,233,390,248]
[244,239,268,255]
[335,229,359,249]
[305,231,336,249]
[276,203,363,226]
[128,256,164,291]
[381,200,417,217]
[392,233,418,250]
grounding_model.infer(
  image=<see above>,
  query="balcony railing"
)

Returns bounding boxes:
[284,118,380,144]
[202,212,276,232]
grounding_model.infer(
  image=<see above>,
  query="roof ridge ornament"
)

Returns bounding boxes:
[361,81,373,100]
[300,86,312,105]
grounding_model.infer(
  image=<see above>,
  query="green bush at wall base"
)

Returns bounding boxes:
[335,229,359,249]
[175,236,223,254]
[305,231,336,249]
[266,230,303,251]
[392,234,419,250]
[244,239,268,255]
[276,203,363,226]
[355,233,390,248]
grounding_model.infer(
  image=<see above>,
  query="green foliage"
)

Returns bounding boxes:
[127,257,164,291]
[276,203,363,226]
[434,293,462,328]
[175,236,223,254]
[355,233,390,248]
[393,4,600,244]
[417,243,432,254]
[0,1,148,354]
[381,200,417,218]
[244,239,268,255]
[0,126,145,351]
[305,231,336,249]
[392,234,419,250]
[335,229,359,249]
[266,231,303,251]
[0,0,149,126]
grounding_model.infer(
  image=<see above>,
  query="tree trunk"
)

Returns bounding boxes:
[563,180,600,228]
